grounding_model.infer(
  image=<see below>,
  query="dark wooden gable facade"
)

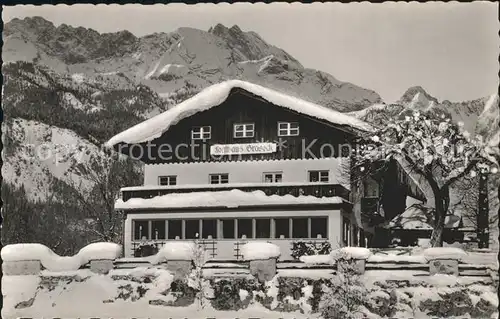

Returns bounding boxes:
[116,88,360,164]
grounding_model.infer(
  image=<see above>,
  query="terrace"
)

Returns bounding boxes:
[120,181,351,202]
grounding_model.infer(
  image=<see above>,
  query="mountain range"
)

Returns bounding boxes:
[2,16,498,247]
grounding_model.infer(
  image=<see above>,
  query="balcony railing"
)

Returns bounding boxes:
[121,182,350,202]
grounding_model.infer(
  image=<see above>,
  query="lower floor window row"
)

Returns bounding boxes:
[133,217,328,240]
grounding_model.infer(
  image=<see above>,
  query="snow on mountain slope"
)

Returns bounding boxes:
[350,86,497,137]
[476,93,499,140]
[3,17,382,112]
[2,118,103,202]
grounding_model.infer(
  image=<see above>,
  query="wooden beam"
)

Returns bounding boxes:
[147,220,152,240]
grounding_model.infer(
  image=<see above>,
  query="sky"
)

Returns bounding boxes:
[3,2,499,103]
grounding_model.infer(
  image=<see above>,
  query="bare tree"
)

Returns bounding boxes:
[65,148,142,244]
[452,173,497,248]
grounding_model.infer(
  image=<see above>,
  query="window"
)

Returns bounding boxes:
[168,220,182,239]
[292,218,308,238]
[221,219,235,239]
[342,217,350,246]
[309,170,329,183]
[185,220,200,239]
[134,220,149,240]
[210,173,229,184]
[311,217,327,239]
[152,220,166,240]
[159,175,177,186]
[274,218,290,239]
[237,219,253,239]
[191,126,211,140]
[234,123,255,138]
[202,219,217,239]
[263,172,283,183]
[278,122,299,136]
[255,219,271,238]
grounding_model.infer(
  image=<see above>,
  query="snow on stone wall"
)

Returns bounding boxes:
[151,242,196,263]
[1,243,122,272]
[1,245,498,318]
[332,247,372,260]
[241,242,281,260]
[423,247,468,261]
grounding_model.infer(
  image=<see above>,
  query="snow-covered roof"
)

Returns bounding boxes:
[115,189,344,210]
[105,80,373,147]
[388,203,461,230]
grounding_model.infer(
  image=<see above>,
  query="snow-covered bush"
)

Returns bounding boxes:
[133,242,159,257]
[187,235,210,309]
[209,278,259,310]
[291,241,332,259]
[163,279,198,307]
[319,259,367,319]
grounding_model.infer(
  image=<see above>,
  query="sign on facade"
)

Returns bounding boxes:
[210,143,277,156]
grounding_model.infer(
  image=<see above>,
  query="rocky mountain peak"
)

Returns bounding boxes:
[210,23,229,36]
[4,16,54,37]
[229,24,243,34]
[14,16,55,30]
[4,16,383,112]
[399,86,439,105]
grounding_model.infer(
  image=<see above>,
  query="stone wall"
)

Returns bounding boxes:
[1,243,498,319]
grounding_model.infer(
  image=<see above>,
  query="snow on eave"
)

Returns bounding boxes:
[105,80,374,147]
[115,189,345,210]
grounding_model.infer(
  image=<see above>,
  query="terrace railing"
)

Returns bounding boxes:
[121,182,350,202]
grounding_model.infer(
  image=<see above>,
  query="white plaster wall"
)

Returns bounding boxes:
[124,209,343,258]
[143,158,349,186]
[328,211,343,249]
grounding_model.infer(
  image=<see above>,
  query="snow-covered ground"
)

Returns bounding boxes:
[2,268,319,319]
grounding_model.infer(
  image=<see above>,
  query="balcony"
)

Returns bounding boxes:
[121,182,350,202]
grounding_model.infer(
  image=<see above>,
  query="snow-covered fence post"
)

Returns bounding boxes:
[333,247,371,275]
[424,247,466,276]
[152,242,194,280]
[242,242,280,283]
[1,244,42,276]
[86,243,122,275]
